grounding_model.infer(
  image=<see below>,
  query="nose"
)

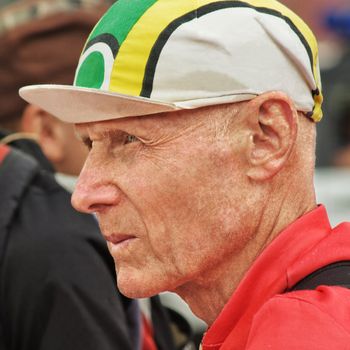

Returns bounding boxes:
[72,167,122,214]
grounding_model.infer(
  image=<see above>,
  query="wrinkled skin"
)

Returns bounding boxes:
[72,106,255,299]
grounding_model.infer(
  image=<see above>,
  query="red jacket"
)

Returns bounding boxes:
[202,205,350,349]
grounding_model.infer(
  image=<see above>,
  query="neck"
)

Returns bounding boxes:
[173,184,317,325]
[174,243,257,325]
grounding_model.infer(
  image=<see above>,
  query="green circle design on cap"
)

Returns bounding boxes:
[74,33,119,89]
[75,51,105,89]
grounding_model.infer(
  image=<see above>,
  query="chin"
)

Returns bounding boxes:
[116,269,167,299]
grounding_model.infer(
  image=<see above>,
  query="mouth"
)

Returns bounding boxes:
[104,233,137,258]
[104,233,136,245]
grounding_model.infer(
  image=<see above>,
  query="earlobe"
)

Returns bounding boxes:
[246,92,298,181]
[21,105,65,163]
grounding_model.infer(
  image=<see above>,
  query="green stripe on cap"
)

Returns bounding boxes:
[86,0,157,48]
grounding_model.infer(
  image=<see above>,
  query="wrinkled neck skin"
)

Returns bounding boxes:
[173,180,316,326]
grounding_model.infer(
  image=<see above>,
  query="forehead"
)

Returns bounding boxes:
[74,106,223,137]
[74,111,170,136]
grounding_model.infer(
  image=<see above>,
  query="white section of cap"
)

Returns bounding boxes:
[74,42,115,90]
[255,12,316,110]
[256,13,316,90]
[151,8,314,113]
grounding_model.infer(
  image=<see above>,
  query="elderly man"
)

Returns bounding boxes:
[1,1,186,349]
[20,0,350,349]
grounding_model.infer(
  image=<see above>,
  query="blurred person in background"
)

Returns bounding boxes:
[282,0,350,167]
[333,100,350,167]
[0,1,189,349]
[322,10,350,167]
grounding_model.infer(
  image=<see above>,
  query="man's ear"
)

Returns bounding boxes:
[21,104,65,164]
[245,92,298,181]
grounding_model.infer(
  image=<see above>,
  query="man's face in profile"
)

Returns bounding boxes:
[72,106,253,298]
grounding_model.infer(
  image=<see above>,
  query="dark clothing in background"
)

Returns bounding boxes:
[0,136,135,350]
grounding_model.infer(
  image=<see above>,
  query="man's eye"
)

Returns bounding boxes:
[124,134,138,144]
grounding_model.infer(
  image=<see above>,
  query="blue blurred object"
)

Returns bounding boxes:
[326,10,350,39]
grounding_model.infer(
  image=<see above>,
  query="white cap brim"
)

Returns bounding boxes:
[19,84,260,123]
[19,84,180,123]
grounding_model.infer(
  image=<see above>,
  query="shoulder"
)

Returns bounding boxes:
[1,170,116,307]
[246,287,350,349]
[12,171,99,238]
[1,162,108,277]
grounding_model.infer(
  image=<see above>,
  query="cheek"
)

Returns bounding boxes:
[117,143,248,271]
[162,176,252,269]
[134,179,237,277]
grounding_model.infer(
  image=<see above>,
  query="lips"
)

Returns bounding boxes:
[104,233,135,245]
